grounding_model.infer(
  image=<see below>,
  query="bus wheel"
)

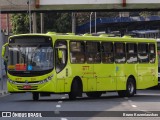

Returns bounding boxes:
[32,93,39,101]
[69,80,81,100]
[86,92,102,98]
[118,78,136,97]
[126,78,136,97]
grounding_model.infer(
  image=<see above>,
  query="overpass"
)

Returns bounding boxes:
[1,0,160,13]
[77,15,160,34]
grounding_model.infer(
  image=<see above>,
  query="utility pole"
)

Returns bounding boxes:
[90,12,97,34]
[95,12,97,33]
[28,0,32,33]
[90,12,93,34]
[40,13,44,33]
[32,12,37,33]
[72,13,76,33]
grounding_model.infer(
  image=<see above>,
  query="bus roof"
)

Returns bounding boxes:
[9,32,156,43]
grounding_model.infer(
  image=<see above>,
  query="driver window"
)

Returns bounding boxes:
[55,40,68,73]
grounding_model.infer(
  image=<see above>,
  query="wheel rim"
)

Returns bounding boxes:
[128,82,134,94]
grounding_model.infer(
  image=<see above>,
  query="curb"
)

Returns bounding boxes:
[0,90,9,96]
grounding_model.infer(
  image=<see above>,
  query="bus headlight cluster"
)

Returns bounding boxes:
[8,79,16,84]
[8,75,54,85]
[38,75,54,84]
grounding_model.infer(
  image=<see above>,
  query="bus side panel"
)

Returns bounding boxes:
[95,64,116,91]
[137,64,157,89]
[116,64,126,90]
[65,64,90,92]
[124,64,138,88]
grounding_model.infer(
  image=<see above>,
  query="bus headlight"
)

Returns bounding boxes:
[8,79,16,84]
[8,75,54,85]
[39,75,53,84]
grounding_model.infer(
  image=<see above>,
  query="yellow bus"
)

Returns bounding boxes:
[2,32,158,100]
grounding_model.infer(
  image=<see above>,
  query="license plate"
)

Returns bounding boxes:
[23,85,32,89]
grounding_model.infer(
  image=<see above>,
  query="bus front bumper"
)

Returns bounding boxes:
[7,79,56,93]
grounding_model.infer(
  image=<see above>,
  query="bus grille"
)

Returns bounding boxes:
[17,86,38,90]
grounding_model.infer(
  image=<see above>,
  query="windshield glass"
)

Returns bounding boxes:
[8,45,54,72]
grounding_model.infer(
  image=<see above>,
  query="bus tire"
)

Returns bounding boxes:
[32,93,39,101]
[118,78,136,97]
[86,92,102,98]
[126,78,136,97]
[69,79,82,100]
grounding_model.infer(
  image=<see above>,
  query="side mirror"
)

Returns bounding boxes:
[2,43,8,59]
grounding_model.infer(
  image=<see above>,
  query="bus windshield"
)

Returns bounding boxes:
[8,45,54,72]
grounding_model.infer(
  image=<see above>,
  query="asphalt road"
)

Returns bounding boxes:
[0,90,160,120]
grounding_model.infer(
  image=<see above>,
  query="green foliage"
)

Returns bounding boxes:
[11,13,72,34]
[11,13,29,34]
[44,13,72,33]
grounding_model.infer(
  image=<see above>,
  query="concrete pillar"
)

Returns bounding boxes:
[72,13,76,33]
[32,12,37,33]
[40,13,44,33]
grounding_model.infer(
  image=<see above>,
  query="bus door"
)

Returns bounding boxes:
[96,42,116,91]
[55,40,68,92]
[69,41,87,91]
[115,43,126,90]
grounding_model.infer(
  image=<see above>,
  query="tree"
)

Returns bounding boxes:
[55,13,72,33]
[11,13,72,34]
[44,12,72,33]
[11,13,29,34]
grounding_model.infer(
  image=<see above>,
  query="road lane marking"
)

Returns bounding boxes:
[61,118,68,120]
[56,105,61,108]
[131,105,137,108]
[58,101,63,104]
[61,97,66,99]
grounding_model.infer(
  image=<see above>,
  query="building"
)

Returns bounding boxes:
[1,14,12,35]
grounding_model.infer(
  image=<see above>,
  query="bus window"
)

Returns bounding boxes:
[115,43,126,63]
[138,43,149,63]
[126,43,137,63]
[55,41,67,73]
[70,41,85,63]
[149,44,156,63]
[101,42,114,63]
[86,42,101,63]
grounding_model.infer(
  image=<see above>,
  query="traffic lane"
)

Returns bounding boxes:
[1,90,160,120]
[0,93,65,111]
[0,93,125,111]
[1,90,160,112]
[126,90,160,111]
